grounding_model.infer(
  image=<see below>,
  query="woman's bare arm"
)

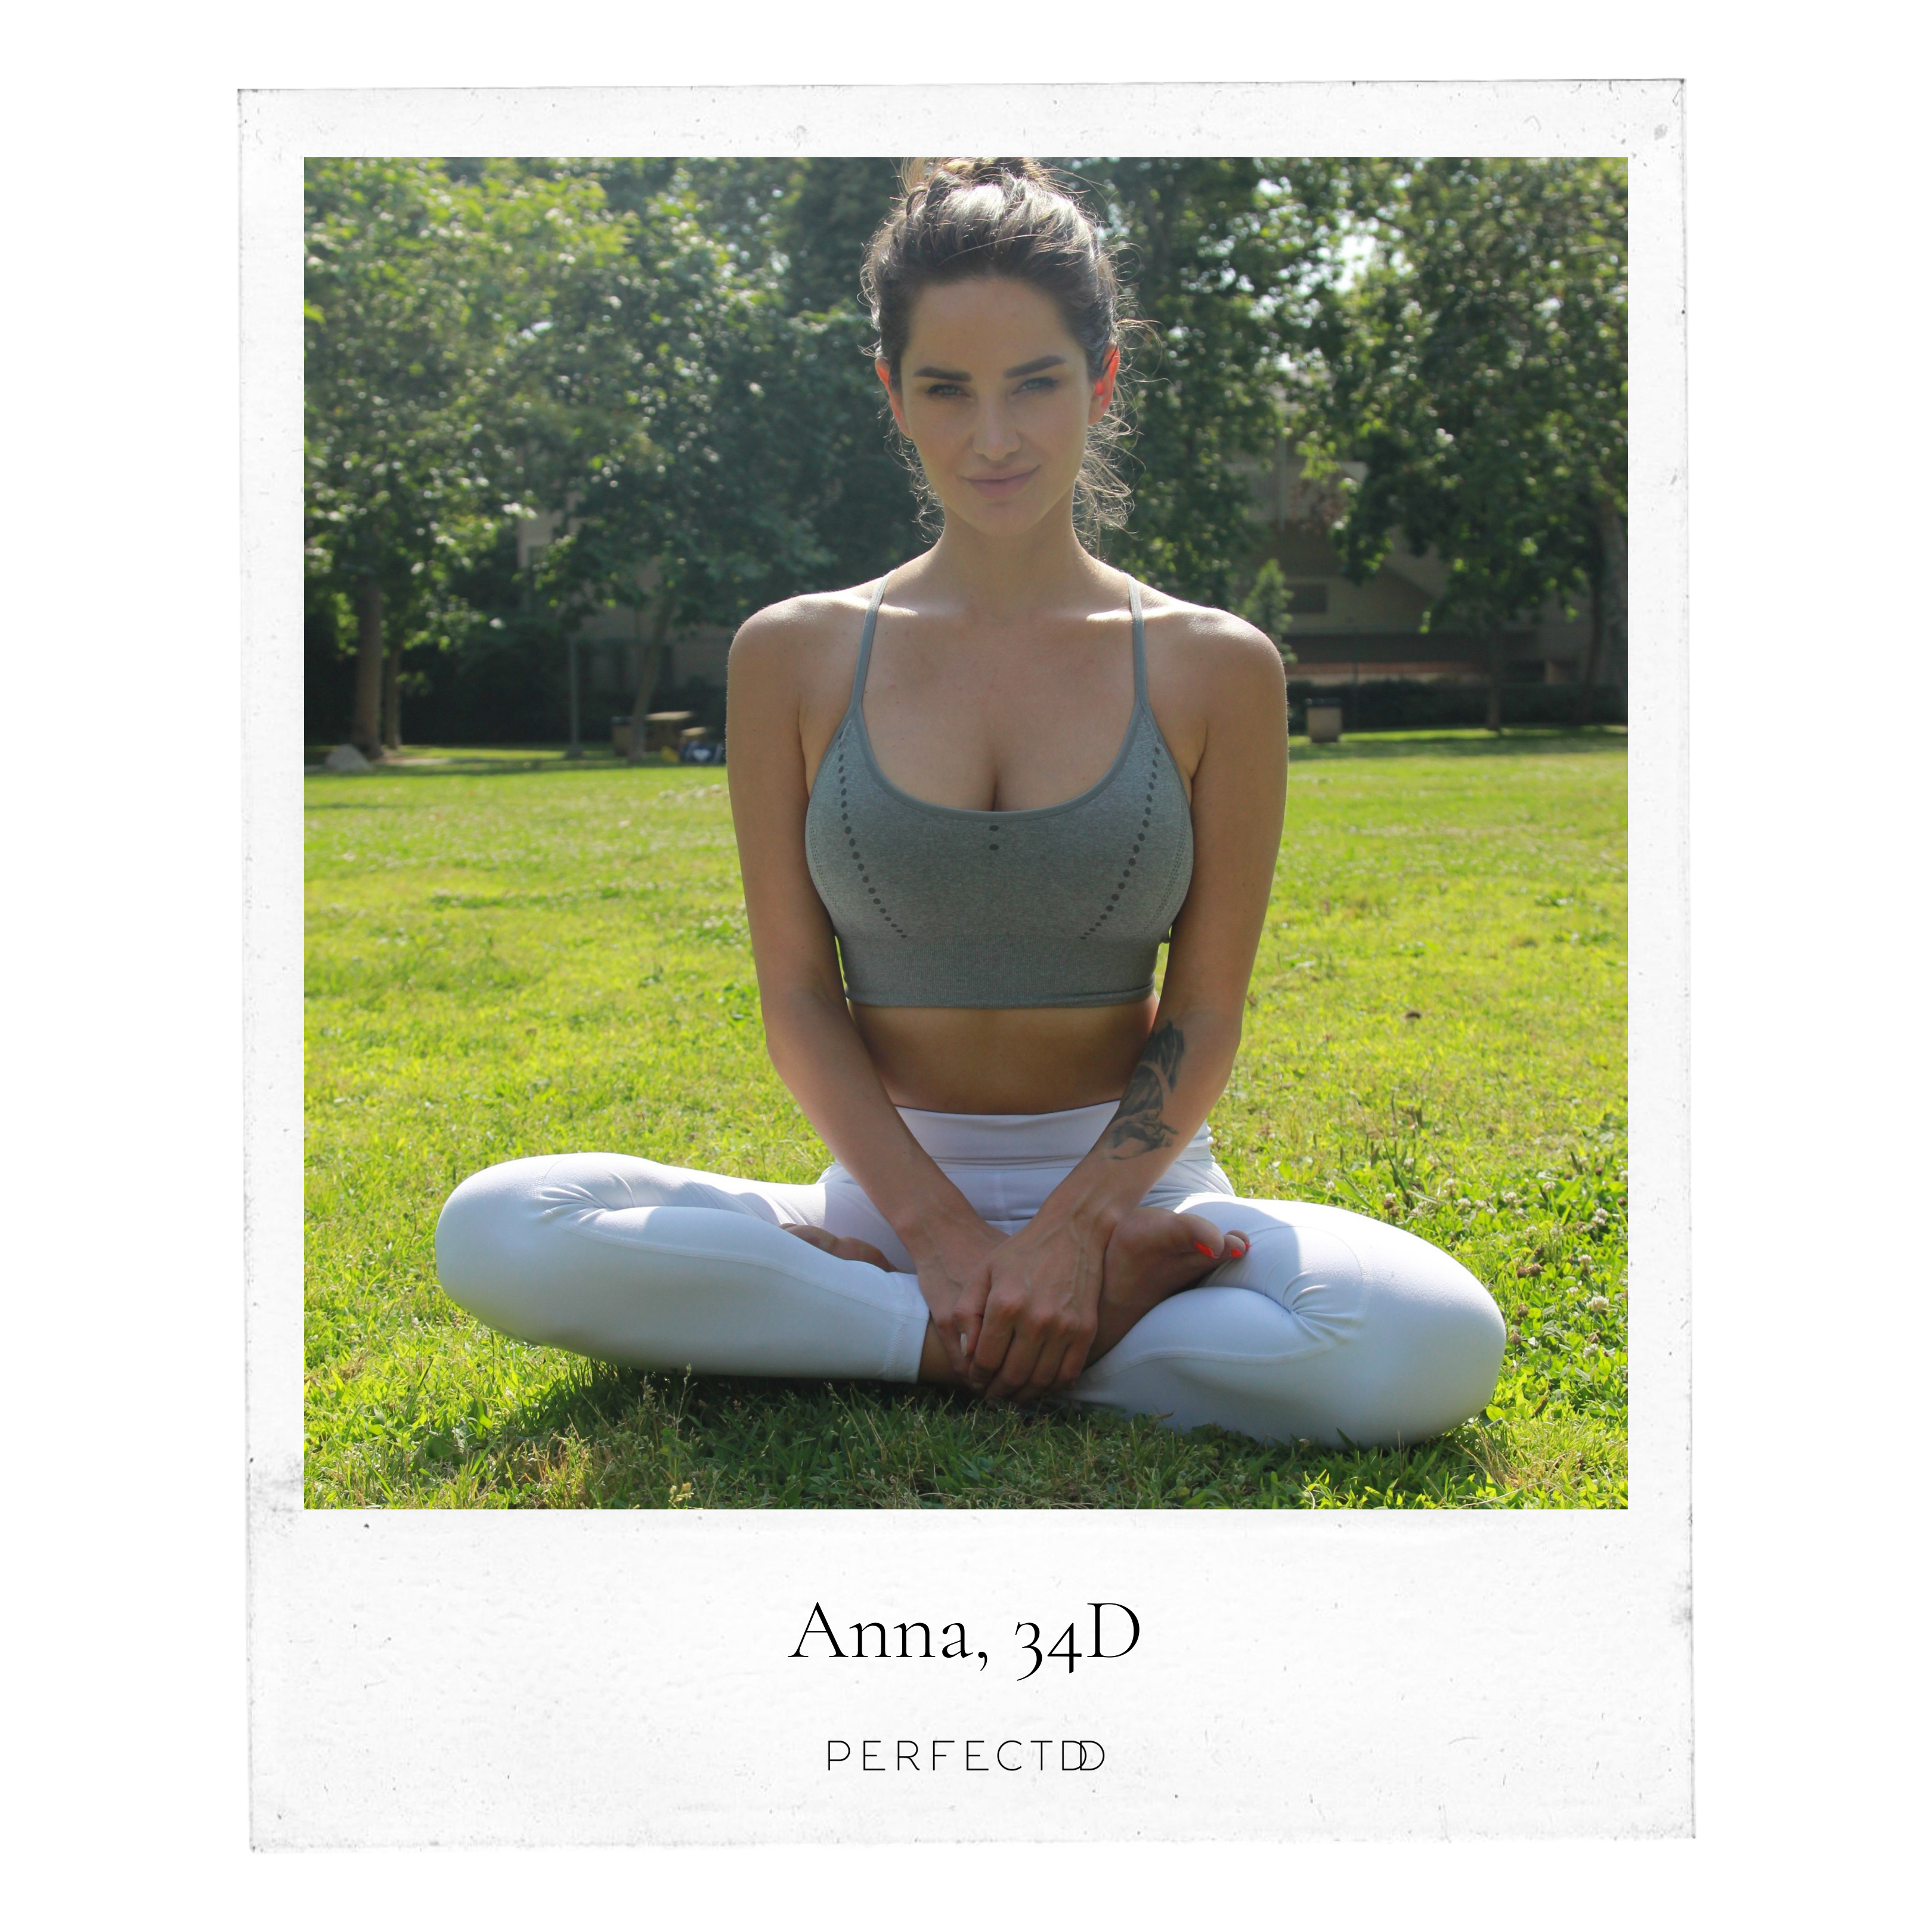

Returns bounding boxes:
[963,607,1289,1401]
[726,597,1004,1371]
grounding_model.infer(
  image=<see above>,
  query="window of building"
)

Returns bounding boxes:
[1287,583,1330,616]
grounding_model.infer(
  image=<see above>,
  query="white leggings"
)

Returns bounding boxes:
[435,1103,1506,1448]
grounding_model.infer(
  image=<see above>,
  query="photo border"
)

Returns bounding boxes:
[244,80,1687,1844]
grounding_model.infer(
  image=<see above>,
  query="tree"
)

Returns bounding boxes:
[1288,158,1628,730]
[554,178,835,756]
[306,159,485,755]
[558,162,924,759]
[771,159,930,592]
[304,159,637,754]
[1057,159,1339,608]
[1236,558,1297,669]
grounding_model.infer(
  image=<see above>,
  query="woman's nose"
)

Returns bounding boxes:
[973,403,1021,461]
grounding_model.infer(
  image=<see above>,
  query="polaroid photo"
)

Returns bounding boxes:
[244,79,1688,1844]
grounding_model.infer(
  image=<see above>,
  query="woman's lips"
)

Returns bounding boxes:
[964,467,1037,499]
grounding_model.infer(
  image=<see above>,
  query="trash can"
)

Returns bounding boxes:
[1306,695,1344,744]
[611,716,634,757]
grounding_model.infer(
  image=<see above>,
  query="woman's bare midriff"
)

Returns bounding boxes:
[852,994,1159,1114]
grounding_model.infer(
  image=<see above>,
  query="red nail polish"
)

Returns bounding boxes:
[1194,1241,1216,1259]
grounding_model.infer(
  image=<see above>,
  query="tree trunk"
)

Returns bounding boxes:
[1485,628,1504,735]
[1597,494,1628,702]
[352,574,385,759]
[1577,569,1604,727]
[628,596,673,764]
[565,628,582,759]
[382,641,402,751]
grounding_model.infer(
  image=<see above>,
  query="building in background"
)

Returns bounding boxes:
[1240,441,1619,696]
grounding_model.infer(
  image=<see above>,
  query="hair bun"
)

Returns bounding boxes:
[901,156,1055,197]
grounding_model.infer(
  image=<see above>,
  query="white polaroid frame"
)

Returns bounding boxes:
[243,81,1688,1845]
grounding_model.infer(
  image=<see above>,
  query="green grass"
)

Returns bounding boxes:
[305,725,1628,1509]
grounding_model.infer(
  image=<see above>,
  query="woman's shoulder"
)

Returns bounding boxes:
[728,580,884,700]
[730,583,888,726]
[1137,582,1287,692]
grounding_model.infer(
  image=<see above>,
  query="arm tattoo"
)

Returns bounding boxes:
[1107,1021,1186,1154]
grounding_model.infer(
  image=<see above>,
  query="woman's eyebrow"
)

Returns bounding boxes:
[909,354,1070,380]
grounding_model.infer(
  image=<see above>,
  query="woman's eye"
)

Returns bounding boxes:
[1020,376,1059,392]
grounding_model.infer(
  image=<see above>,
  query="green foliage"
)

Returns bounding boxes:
[1060,159,1321,605]
[304,157,642,672]
[611,158,945,615]
[1237,558,1296,663]
[532,160,924,636]
[1289,157,1628,640]
[772,159,937,590]
[305,732,1627,1509]
[770,157,906,319]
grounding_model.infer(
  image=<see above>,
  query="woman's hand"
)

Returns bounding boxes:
[901,1212,1010,1380]
[965,1210,1114,1404]
[966,1206,1255,1401]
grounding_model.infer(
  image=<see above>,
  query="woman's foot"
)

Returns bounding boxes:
[1091,1209,1249,1361]
[782,1223,893,1270]
[785,1225,968,1389]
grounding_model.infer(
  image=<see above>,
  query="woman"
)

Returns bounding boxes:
[436,159,1504,1448]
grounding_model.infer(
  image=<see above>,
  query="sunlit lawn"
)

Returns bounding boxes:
[305,726,1628,1508]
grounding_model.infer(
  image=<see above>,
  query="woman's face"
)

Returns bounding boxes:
[878,277,1118,538]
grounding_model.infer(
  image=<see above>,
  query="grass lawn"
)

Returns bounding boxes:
[305,726,1628,1509]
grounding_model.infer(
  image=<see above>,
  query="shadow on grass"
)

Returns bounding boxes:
[453,1349,1528,1511]
[1291,726,1628,762]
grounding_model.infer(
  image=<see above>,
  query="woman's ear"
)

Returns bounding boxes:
[876,358,907,434]
[1089,343,1120,420]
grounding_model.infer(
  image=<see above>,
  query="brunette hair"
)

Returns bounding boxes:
[860,156,1138,538]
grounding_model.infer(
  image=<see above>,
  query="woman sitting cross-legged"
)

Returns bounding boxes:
[435,157,1505,1448]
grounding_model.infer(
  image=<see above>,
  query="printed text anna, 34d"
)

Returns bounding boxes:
[789,1601,1141,1680]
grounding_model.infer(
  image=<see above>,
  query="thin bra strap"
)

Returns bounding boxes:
[855,575,1143,710]
[850,577,889,715]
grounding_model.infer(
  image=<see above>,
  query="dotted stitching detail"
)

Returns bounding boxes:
[836,747,908,939]
[1080,742,1163,940]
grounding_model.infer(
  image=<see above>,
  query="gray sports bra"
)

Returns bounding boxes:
[803,577,1194,1008]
